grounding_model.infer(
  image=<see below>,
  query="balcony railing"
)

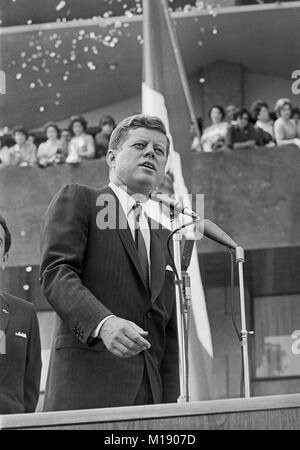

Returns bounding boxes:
[0,144,299,265]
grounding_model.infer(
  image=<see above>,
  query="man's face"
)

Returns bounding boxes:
[61,130,72,142]
[226,105,236,121]
[108,127,168,196]
[237,114,249,129]
[293,112,300,123]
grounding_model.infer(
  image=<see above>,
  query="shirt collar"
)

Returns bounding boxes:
[108,182,148,217]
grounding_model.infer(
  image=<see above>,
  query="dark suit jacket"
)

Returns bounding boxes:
[0,292,42,414]
[40,184,179,411]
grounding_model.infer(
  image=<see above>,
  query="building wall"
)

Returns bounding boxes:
[45,73,205,131]
[244,71,296,112]
[48,69,295,132]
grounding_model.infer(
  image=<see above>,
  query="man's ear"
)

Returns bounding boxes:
[106,148,116,169]
[2,252,8,269]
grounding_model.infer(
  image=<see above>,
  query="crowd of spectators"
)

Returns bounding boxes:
[198,98,300,153]
[1,98,300,168]
[0,115,116,168]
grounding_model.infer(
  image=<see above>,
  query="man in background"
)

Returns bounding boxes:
[226,108,259,150]
[95,115,116,158]
[0,214,42,414]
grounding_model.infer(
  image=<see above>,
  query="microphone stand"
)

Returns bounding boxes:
[235,246,253,398]
[167,210,252,400]
[170,209,190,403]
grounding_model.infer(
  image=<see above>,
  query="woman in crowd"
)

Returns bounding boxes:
[28,133,37,147]
[252,102,275,147]
[66,116,95,163]
[274,98,300,148]
[10,127,37,166]
[37,123,64,168]
[201,105,228,152]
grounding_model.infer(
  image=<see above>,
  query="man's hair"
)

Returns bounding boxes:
[109,114,170,154]
[234,107,251,121]
[0,214,11,254]
[292,107,300,117]
[99,115,116,128]
[13,126,28,139]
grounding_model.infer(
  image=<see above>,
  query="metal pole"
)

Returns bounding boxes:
[235,246,252,398]
[160,0,202,144]
[171,215,189,403]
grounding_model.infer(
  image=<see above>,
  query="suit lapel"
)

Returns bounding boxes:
[96,186,166,300]
[0,293,10,334]
[149,227,166,304]
[98,186,150,293]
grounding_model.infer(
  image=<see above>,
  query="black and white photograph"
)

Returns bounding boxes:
[0,0,300,435]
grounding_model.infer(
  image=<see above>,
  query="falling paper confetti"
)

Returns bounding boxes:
[56,1,66,12]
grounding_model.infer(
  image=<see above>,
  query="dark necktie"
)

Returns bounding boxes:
[132,202,149,288]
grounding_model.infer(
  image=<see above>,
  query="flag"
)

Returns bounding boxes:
[142,0,213,401]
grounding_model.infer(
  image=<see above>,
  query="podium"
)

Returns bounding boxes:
[1,394,300,430]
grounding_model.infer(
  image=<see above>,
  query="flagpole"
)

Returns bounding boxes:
[160,0,202,146]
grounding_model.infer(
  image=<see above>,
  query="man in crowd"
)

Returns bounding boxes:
[40,114,179,411]
[0,126,15,150]
[95,115,116,158]
[0,215,42,414]
[225,104,238,125]
[60,128,73,158]
[226,108,259,150]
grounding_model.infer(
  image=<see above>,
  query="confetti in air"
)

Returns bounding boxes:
[3,1,239,111]
[56,1,66,12]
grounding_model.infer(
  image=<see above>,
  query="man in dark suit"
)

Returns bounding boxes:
[40,114,179,411]
[0,215,42,414]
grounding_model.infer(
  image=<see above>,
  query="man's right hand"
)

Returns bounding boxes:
[99,316,151,358]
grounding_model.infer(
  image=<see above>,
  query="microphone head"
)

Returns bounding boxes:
[203,219,238,249]
[148,189,162,201]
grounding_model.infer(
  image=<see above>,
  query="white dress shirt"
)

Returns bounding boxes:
[91,182,151,338]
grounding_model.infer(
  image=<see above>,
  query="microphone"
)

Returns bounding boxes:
[149,190,198,219]
[202,219,238,250]
[149,190,238,249]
